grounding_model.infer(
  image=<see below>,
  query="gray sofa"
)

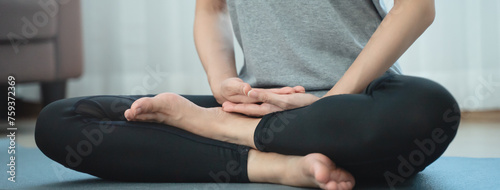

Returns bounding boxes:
[0,0,83,106]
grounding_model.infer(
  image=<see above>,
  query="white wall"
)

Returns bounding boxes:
[394,0,500,110]
[18,0,500,111]
[69,0,217,97]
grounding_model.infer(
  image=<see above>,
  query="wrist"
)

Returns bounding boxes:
[211,85,224,103]
[208,74,236,87]
[209,77,232,104]
[323,70,368,97]
[208,78,227,94]
[323,84,354,97]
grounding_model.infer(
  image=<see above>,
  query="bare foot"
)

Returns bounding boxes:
[287,153,355,190]
[124,93,259,147]
[249,150,354,190]
[124,93,199,127]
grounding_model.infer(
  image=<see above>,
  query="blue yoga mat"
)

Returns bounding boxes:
[1,139,499,189]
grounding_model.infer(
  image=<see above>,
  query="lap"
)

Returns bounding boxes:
[254,74,461,180]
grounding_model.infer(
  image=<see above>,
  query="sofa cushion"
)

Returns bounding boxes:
[0,41,56,83]
[0,0,58,41]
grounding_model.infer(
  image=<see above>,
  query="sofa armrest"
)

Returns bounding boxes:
[56,0,83,80]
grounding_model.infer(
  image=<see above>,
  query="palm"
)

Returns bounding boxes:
[217,77,305,104]
[223,92,319,117]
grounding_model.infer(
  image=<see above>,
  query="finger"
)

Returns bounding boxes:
[224,81,256,103]
[248,89,285,107]
[265,87,295,94]
[222,101,237,112]
[293,86,306,93]
[226,103,281,116]
[232,104,267,117]
[225,93,261,104]
[223,101,262,115]
[227,79,252,96]
[222,101,255,112]
[242,83,252,96]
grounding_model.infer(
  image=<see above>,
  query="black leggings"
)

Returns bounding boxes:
[35,74,461,184]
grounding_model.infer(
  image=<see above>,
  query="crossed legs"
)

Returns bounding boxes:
[122,74,461,188]
[124,93,355,189]
[35,93,355,190]
[35,74,459,190]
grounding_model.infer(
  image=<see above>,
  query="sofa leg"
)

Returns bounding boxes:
[41,80,67,107]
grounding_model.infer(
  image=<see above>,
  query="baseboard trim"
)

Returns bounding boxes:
[461,110,500,123]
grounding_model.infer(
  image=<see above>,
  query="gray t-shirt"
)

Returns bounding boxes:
[227,0,402,97]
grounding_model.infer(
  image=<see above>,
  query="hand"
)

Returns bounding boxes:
[214,77,305,104]
[222,89,320,117]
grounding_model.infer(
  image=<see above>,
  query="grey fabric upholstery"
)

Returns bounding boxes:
[0,0,82,83]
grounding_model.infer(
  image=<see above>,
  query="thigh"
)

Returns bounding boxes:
[253,74,461,181]
[35,94,249,182]
[69,94,220,121]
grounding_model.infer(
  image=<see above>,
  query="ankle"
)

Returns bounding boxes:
[279,156,301,184]
[204,108,234,141]
[248,150,289,184]
[207,108,257,147]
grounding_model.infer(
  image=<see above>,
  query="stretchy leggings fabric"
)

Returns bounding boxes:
[35,74,461,184]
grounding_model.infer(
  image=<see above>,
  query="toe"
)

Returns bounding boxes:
[341,181,354,190]
[134,112,164,123]
[130,95,169,116]
[324,181,339,190]
[124,109,133,120]
[337,168,355,186]
[130,97,151,113]
[312,163,330,185]
[329,169,354,190]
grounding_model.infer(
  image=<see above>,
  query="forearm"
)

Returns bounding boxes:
[324,0,435,97]
[194,0,237,96]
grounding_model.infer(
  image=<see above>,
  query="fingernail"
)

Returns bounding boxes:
[136,108,142,115]
[247,89,253,97]
[249,90,258,98]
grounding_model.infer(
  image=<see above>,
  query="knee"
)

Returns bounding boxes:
[387,76,461,172]
[35,98,81,162]
[35,99,70,142]
[406,76,461,135]
[382,75,460,133]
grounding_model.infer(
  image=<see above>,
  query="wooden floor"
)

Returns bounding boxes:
[2,110,500,158]
[443,120,500,157]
